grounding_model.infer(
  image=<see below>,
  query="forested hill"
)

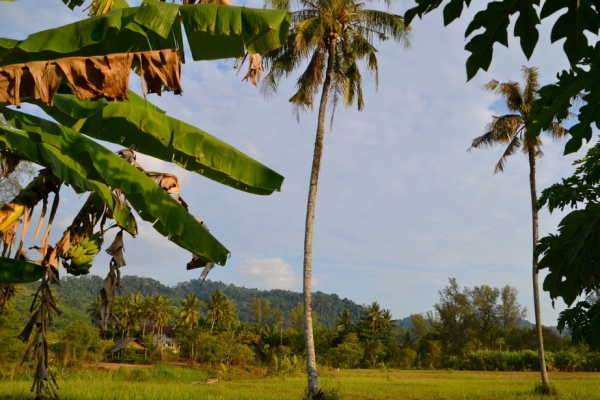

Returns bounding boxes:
[31,275,365,329]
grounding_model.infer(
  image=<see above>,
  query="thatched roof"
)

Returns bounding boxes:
[108,338,147,353]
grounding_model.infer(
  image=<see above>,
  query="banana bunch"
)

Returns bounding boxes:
[62,232,103,276]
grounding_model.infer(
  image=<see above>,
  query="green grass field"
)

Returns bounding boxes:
[1,367,600,400]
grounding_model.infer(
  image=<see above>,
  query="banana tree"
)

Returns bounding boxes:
[0,0,289,397]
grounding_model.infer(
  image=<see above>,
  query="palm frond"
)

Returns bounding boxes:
[495,135,523,173]
[470,114,523,149]
[522,66,540,106]
[290,47,327,121]
[356,10,411,47]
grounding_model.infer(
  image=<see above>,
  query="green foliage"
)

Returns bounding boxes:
[38,92,284,196]
[405,0,541,80]
[537,143,600,305]
[2,1,290,64]
[0,257,46,284]
[0,107,228,263]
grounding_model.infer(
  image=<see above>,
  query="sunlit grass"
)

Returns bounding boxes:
[2,366,600,399]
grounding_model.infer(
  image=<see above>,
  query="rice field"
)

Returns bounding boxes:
[1,366,600,399]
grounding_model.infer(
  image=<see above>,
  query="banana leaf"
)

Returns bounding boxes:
[0,1,290,66]
[0,124,137,235]
[0,107,230,265]
[34,91,284,195]
[0,257,46,284]
[179,4,291,60]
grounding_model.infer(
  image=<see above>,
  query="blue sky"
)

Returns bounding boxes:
[0,0,591,325]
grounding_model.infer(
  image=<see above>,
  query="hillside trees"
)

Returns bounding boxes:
[0,1,290,395]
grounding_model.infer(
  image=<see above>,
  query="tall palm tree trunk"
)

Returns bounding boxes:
[528,145,549,390]
[303,38,337,398]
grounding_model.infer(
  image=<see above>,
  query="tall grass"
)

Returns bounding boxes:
[2,367,600,399]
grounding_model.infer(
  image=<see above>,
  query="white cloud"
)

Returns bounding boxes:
[237,258,300,290]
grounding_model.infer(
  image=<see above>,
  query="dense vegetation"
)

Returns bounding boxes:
[13,275,365,330]
[4,275,598,376]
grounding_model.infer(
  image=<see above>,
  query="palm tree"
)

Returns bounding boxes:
[112,293,144,338]
[470,66,568,391]
[178,293,202,359]
[261,0,410,394]
[178,293,202,329]
[365,301,384,331]
[144,294,172,348]
[204,290,238,332]
[336,309,353,333]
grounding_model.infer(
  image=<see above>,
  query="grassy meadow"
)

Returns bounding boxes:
[1,365,600,400]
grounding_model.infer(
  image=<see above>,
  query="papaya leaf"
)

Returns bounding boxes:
[540,0,600,67]
[34,91,284,195]
[404,0,444,26]
[464,0,539,80]
[0,257,46,284]
[406,0,540,80]
[443,0,470,27]
[0,108,230,265]
[528,64,600,154]
[538,203,600,306]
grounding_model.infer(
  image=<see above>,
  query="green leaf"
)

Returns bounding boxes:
[0,4,290,66]
[540,0,600,66]
[539,203,600,306]
[0,121,137,235]
[528,65,600,154]
[0,257,46,284]
[464,0,539,80]
[180,4,291,60]
[34,91,284,195]
[0,38,18,60]
[135,0,181,39]
[0,108,230,265]
[443,0,470,27]
[404,0,444,26]
[0,7,178,66]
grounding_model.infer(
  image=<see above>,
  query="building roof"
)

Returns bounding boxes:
[108,338,147,353]
[140,324,177,335]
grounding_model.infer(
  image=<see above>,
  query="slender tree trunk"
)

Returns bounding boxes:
[303,37,337,398]
[528,145,550,391]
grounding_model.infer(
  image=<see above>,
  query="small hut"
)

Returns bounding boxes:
[108,338,148,361]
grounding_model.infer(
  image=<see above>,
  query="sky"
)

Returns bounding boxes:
[0,0,592,325]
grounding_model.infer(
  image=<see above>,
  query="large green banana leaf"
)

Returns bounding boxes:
[34,91,284,195]
[0,0,290,66]
[0,107,230,265]
[0,124,137,236]
[0,257,46,284]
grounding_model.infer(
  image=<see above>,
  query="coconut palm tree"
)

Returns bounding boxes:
[204,289,237,332]
[469,66,568,391]
[260,0,410,394]
[336,309,353,333]
[144,294,172,348]
[178,293,202,329]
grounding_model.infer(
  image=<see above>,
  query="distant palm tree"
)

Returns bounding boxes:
[113,294,144,338]
[178,293,202,359]
[144,294,171,348]
[470,66,568,391]
[204,290,237,332]
[336,309,353,333]
[365,302,383,331]
[261,0,411,395]
[178,293,201,329]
